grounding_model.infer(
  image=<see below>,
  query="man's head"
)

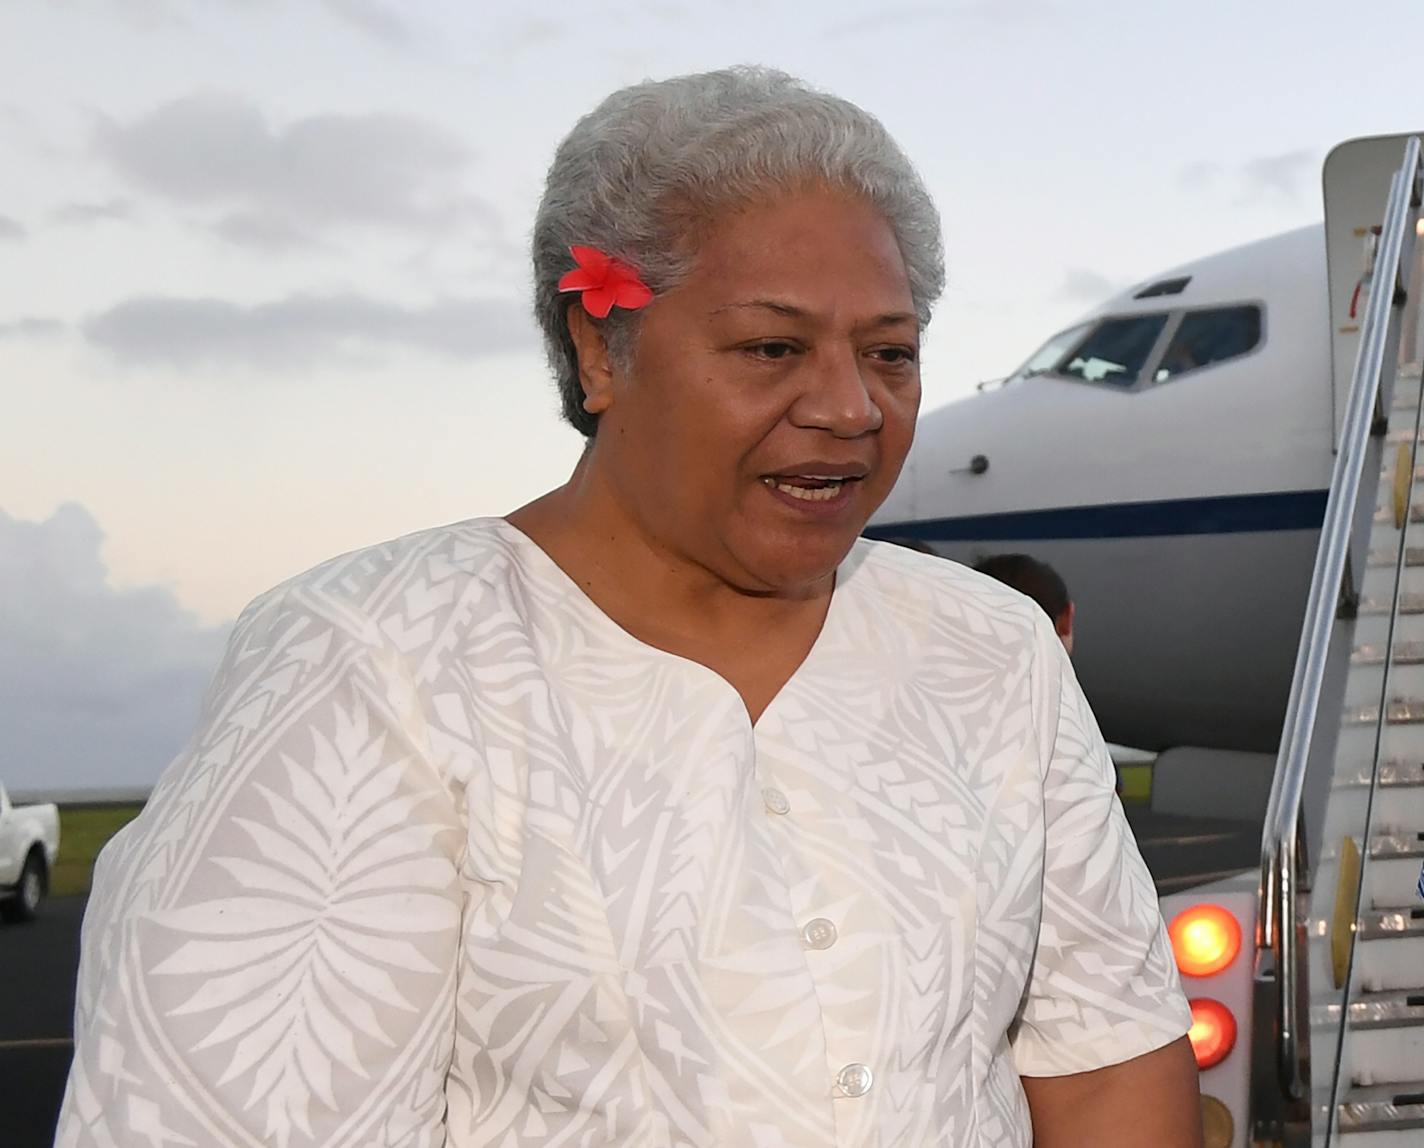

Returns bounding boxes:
[973,553,1075,655]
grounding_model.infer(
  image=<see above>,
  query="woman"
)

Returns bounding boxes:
[57,68,1197,1147]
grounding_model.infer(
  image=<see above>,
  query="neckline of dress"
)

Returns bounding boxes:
[487,516,863,732]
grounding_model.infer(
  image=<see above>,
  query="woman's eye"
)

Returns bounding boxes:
[746,341,798,361]
[872,346,918,365]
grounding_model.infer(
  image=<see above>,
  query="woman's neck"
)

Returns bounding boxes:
[506,454,832,664]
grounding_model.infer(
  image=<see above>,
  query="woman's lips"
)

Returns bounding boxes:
[759,474,863,515]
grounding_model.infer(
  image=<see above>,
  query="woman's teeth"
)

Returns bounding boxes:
[764,477,847,502]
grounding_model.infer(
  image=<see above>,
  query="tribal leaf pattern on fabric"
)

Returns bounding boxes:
[56,519,1189,1148]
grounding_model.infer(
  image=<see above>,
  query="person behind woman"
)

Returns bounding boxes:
[57,67,1198,1148]
[973,553,1075,656]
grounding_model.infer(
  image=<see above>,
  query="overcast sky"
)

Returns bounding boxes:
[4,0,1424,792]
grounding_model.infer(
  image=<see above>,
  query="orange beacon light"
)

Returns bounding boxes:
[1169,903,1242,978]
[1187,997,1238,1070]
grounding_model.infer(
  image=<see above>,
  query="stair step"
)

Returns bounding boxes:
[1316,833,1424,906]
[1374,485,1424,511]
[1338,762,1424,789]
[1368,853,1424,908]
[1358,908,1424,941]
[1371,833,1424,860]
[1360,594,1424,615]
[1367,464,1424,495]
[1319,834,1424,862]
[1373,505,1424,526]
[1337,1082,1424,1142]
[1347,991,1424,1089]
[1369,547,1424,568]
[1353,908,1424,991]
[1350,989,1424,1030]
[1354,642,1424,666]
[1324,768,1424,870]
[1344,699,1424,725]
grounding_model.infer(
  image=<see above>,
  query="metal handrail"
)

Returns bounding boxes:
[1257,135,1422,1102]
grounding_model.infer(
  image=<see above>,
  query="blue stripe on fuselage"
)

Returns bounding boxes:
[866,489,1329,543]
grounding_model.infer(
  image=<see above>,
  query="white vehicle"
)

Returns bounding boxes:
[0,782,60,922]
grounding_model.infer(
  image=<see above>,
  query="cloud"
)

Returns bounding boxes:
[0,503,230,796]
[1178,161,1220,190]
[49,198,134,226]
[1241,150,1314,201]
[322,0,412,44]
[513,17,561,46]
[1178,152,1317,203]
[83,291,537,368]
[1056,267,1119,303]
[0,214,26,240]
[94,93,482,246]
[95,1,414,43]
[210,210,327,252]
[820,0,1051,39]
[95,0,190,31]
[0,317,65,338]
[820,4,946,39]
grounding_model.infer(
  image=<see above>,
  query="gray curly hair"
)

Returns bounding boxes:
[532,66,945,437]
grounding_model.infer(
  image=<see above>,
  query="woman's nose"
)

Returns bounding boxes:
[793,348,883,436]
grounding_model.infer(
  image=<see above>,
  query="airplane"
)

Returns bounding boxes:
[867,224,1339,801]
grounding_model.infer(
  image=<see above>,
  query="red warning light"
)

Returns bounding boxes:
[1169,904,1242,977]
[1187,998,1237,1070]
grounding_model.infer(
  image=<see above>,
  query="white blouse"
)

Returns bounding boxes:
[57,518,1190,1148]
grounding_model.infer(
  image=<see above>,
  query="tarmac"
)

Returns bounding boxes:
[1,895,85,1148]
[0,807,1260,1148]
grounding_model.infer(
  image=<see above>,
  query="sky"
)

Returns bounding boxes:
[4,0,1424,793]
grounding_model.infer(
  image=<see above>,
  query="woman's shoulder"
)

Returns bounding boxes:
[236,516,522,635]
[848,538,1049,648]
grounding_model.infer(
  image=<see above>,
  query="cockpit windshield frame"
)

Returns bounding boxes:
[1005,301,1267,394]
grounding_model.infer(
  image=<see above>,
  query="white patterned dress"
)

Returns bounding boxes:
[56,518,1190,1148]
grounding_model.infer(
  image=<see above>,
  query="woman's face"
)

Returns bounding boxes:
[584,186,923,593]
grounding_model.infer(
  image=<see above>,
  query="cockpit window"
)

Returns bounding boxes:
[1153,305,1262,382]
[1059,314,1169,386]
[1005,322,1090,385]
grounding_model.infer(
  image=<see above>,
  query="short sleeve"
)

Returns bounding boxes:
[55,584,466,1148]
[1010,617,1192,1077]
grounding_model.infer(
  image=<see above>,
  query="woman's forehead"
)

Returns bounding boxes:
[682,191,913,303]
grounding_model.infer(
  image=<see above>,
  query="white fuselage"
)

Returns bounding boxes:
[870,227,1335,752]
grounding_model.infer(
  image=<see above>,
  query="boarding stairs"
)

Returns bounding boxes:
[1257,138,1424,1146]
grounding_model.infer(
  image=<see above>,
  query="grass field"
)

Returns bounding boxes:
[51,805,145,898]
[1118,762,1153,803]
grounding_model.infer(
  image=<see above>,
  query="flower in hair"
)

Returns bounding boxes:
[557,245,653,319]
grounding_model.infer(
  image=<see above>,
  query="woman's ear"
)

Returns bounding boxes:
[567,305,616,416]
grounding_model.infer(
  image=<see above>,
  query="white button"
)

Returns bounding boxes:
[835,1062,873,1098]
[762,786,791,815]
[800,917,838,950]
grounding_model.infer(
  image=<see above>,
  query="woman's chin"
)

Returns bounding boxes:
[726,529,861,594]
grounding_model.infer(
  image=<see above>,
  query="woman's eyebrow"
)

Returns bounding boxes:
[860,311,919,330]
[710,299,808,318]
